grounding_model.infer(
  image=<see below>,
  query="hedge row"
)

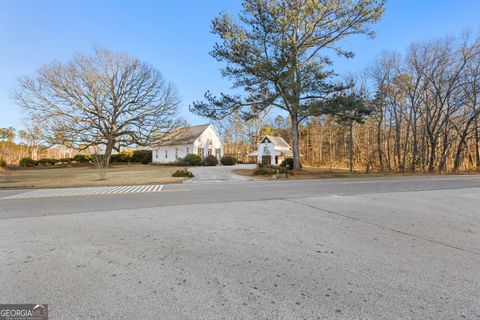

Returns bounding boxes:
[17,152,238,168]
[18,157,77,167]
[18,150,153,167]
[110,150,152,164]
[174,154,237,166]
[220,155,237,166]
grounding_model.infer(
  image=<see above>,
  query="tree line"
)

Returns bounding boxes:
[0,126,62,165]
[213,31,480,174]
[366,34,480,172]
[192,0,480,173]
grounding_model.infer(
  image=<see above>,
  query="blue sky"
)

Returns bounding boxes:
[1,1,480,129]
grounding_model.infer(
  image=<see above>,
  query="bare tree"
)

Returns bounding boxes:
[0,127,16,142]
[0,127,16,165]
[93,149,108,180]
[282,31,480,173]
[452,37,480,171]
[20,118,44,160]
[14,48,181,167]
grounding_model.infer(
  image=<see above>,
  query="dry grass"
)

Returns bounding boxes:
[232,166,448,180]
[0,164,187,189]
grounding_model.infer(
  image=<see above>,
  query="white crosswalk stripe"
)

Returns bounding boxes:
[2,184,166,200]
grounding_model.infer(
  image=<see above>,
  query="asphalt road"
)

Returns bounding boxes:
[1,175,480,319]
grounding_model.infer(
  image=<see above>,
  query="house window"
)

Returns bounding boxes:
[198,148,204,159]
[175,148,178,159]
[186,147,189,154]
[208,149,212,156]
[165,149,168,159]
[155,150,159,159]
[263,146,269,154]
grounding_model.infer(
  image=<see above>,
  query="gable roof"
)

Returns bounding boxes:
[155,124,210,146]
[261,135,291,149]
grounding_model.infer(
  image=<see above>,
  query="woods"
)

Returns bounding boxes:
[190,0,479,173]
[367,34,480,173]
[210,33,480,173]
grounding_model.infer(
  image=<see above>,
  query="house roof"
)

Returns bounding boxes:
[155,124,210,146]
[262,135,291,149]
[248,135,292,157]
[277,149,293,157]
[248,149,293,157]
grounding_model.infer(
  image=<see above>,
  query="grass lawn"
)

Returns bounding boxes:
[232,166,453,180]
[0,164,187,189]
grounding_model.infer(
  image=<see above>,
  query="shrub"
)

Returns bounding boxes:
[122,150,135,160]
[110,153,127,163]
[281,158,294,169]
[73,154,92,163]
[19,157,37,167]
[183,154,203,166]
[254,165,275,176]
[110,150,151,164]
[172,169,194,177]
[100,149,152,164]
[38,158,57,166]
[174,158,186,166]
[220,155,237,166]
[132,150,152,163]
[204,155,218,166]
[253,164,287,176]
[0,159,6,167]
[58,158,73,163]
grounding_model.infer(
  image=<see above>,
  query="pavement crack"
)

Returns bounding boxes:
[284,198,480,257]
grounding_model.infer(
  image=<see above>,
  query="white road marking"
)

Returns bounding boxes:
[1,184,167,200]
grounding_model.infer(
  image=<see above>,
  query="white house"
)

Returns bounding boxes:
[248,135,292,165]
[152,124,224,164]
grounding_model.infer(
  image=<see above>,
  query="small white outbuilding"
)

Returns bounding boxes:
[248,135,292,165]
[151,124,224,164]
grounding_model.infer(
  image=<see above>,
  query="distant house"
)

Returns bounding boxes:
[248,135,292,165]
[152,124,224,164]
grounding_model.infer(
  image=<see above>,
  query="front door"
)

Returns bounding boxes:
[262,156,271,165]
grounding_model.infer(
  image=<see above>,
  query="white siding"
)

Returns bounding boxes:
[257,142,282,165]
[151,125,224,164]
[193,125,224,160]
[152,144,194,164]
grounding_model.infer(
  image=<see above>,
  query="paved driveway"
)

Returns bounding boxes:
[185,164,255,183]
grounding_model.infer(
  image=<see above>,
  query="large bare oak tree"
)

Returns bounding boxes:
[14,48,180,167]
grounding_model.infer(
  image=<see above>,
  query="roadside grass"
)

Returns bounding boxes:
[0,164,187,189]
[232,166,474,180]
